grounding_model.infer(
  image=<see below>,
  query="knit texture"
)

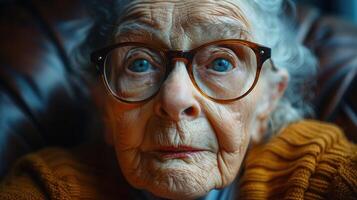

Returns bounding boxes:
[0,143,135,200]
[239,120,357,200]
[0,120,356,199]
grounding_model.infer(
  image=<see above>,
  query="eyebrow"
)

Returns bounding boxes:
[195,20,251,40]
[114,20,251,49]
[114,21,168,46]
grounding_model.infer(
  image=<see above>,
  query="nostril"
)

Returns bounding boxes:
[183,107,195,116]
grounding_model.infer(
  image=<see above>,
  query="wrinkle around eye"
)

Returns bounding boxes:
[124,50,165,72]
[194,48,238,68]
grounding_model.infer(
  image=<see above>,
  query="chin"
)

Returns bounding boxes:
[122,152,221,200]
[145,168,216,200]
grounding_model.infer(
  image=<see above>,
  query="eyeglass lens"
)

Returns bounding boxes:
[103,43,258,102]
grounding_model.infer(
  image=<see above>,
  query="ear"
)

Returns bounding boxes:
[251,66,289,143]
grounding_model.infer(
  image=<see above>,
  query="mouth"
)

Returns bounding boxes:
[153,146,206,159]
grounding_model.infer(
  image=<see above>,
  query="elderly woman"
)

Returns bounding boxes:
[1,0,356,199]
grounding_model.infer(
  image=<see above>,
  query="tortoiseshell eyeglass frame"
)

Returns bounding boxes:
[90,39,277,104]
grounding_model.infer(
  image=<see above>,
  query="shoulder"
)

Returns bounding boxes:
[0,144,132,200]
[240,120,357,200]
[0,147,73,199]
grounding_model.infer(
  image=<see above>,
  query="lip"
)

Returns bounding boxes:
[153,146,206,159]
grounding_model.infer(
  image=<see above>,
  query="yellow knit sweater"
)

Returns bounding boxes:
[0,120,356,200]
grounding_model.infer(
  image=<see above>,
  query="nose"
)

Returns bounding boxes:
[154,62,201,121]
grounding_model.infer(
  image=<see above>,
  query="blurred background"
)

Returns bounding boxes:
[296,0,357,24]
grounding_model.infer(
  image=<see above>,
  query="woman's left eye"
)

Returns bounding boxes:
[128,59,153,73]
[209,58,234,72]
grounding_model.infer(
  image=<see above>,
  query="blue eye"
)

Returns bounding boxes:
[210,58,233,72]
[128,59,152,73]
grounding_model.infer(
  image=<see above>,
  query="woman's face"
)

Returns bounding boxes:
[102,0,286,199]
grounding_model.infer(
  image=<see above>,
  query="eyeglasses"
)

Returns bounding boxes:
[91,39,276,104]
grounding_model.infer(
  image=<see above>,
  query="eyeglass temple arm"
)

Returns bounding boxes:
[91,51,106,74]
[259,46,278,72]
[270,59,279,72]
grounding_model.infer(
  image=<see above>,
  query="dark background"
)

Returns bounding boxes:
[296,0,357,24]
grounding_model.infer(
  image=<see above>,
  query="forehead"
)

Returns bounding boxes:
[115,0,251,49]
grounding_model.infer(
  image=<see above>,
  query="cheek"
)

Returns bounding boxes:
[231,94,261,132]
[105,99,154,151]
[200,98,255,153]
[198,92,261,186]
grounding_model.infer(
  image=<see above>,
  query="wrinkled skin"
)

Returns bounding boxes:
[101,0,289,199]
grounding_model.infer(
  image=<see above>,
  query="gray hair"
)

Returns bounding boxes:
[240,0,317,134]
[74,0,317,134]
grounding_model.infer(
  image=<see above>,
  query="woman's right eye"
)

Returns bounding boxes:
[128,59,153,73]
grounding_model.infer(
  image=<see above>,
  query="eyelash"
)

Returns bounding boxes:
[204,52,237,69]
[126,51,161,68]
